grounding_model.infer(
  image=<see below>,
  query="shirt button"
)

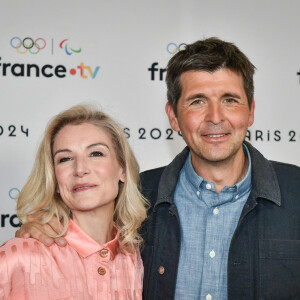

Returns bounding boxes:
[196,191,200,196]
[213,207,219,215]
[100,248,109,258]
[206,294,212,300]
[158,266,165,275]
[235,194,239,199]
[209,250,216,258]
[97,266,106,275]
[169,210,174,216]
[206,183,212,190]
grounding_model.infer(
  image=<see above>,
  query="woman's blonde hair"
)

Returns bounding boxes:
[17,104,148,251]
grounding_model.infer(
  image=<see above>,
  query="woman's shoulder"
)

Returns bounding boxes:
[0,237,55,259]
[0,237,72,279]
[2,237,45,250]
[0,238,51,283]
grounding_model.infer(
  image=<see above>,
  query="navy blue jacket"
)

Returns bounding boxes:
[140,142,300,300]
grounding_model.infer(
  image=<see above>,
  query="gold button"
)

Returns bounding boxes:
[100,248,109,258]
[98,266,106,275]
[158,266,165,275]
[169,210,174,216]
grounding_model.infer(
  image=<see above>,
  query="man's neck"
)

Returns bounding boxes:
[191,147,249,194]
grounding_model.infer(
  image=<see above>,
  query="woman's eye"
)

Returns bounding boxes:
[59,157,71,163]
[90,151,103,157]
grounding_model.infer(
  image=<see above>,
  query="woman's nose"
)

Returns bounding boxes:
[74,158,90,177]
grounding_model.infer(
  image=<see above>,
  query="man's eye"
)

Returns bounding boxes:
[191,99,204,105]
[224,98,237,103]
[90,151,103,157]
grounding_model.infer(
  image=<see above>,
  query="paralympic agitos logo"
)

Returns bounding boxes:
[0,36,100,79]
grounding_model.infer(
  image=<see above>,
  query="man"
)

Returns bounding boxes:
[17,38,300,299]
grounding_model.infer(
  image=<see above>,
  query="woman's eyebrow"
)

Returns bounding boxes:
[53,149,71,157]
[87,142,109,149]
[53,143,110,157]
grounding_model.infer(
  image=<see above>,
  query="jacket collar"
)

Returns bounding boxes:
[155,142,281,209]
[245,141,281,205]
[65,219,119,259]
[155,147,189,209]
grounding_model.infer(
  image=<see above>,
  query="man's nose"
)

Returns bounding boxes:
[204,102,224,124]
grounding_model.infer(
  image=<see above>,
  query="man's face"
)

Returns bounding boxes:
[166,68,255,167]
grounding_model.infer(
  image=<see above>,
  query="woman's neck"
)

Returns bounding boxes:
[71,205,115,245]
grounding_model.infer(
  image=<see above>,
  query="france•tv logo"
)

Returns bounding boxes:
[148,42,186,81]
[0,188,21,228]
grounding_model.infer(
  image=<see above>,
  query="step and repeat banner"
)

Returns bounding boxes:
[1,0,299,243]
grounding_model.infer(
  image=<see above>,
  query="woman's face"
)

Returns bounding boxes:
[52,123,125,214]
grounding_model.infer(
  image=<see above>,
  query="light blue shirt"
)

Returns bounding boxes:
[174,144,252,300]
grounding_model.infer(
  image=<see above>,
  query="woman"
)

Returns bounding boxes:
[0,105,148,300]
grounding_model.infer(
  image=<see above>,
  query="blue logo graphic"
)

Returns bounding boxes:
[166,43,187,55]
[9,188,20,200]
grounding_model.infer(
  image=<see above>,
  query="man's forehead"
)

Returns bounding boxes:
[180,68,243,88]
[178,68,246,102]
[180,68,242,80]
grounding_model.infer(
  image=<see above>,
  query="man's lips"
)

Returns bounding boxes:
[73,183,97,192]
[201,133,230,141]
[205,133,227,138]
[202,132,229,137]
[200,124,231,138]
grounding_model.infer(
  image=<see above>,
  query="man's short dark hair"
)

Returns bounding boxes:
[166,37,256,114]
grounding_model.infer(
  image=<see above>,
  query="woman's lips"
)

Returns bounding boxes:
[72,183,97,192]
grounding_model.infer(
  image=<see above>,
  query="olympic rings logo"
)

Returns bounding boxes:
[10,37,46,54]
[166,43,187,55]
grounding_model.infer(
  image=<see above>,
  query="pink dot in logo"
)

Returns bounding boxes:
[70,68,76,75]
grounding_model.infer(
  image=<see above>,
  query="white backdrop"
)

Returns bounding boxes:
[1,0,299,244]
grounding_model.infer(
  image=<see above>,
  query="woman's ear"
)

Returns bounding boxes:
[56,184,60,194]
[119,169,126,183]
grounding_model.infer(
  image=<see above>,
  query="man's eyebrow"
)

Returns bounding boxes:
[222,92,241,99]
[185,93,207,101]
[185,92,242,101]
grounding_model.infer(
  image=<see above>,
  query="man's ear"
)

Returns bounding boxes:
[165,102,180,131]
[248,99,255,127]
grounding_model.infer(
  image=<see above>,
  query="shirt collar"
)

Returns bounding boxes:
[155,142,281,208]
[65,219,119,259]
[183,143,252,196]
[184,152,204,191]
